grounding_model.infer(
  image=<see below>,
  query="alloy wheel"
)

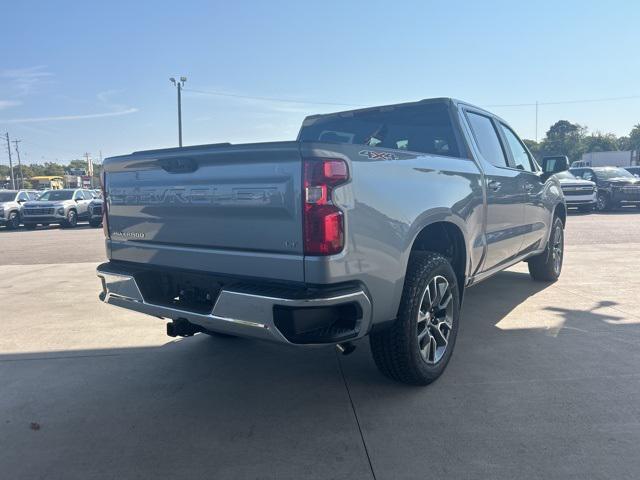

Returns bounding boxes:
[551,225,563,276]
[596,194,607,211]
[416,275,454,364]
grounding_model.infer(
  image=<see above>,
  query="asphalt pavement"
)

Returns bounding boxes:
[1,210,639,479]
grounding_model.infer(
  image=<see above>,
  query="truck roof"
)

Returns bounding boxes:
[303,97,495,121]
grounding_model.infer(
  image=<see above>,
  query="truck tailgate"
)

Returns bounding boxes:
[103,142,305,282]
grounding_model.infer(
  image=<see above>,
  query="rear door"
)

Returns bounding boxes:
[463,110,526,272]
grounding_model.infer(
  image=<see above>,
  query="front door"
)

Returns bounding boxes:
[497,123,547,253]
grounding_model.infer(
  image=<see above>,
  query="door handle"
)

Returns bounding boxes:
[488,180,501,192]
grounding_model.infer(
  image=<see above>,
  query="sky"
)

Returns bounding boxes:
[1,0,639,165]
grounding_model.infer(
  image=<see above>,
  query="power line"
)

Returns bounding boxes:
[184,86,640,110]
[486,94,640,108]
[182,87,368,108]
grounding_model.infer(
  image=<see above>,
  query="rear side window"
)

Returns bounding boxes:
[298,103,460,157]
[466,112,508,167]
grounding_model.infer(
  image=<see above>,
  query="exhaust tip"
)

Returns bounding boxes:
[336,342,356,356]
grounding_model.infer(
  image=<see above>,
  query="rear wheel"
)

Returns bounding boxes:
[6,211,20,229]
[24,223,37,230]
[89,218,102,228]
[528,217,564,282]
[369,252,460,386]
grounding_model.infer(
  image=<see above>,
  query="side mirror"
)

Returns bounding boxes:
[541,155,569,175]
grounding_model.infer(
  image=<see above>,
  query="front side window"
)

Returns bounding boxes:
[17,192,29,202]
[582,171,594,181]
[466,112,508,167]
[499,124,534,172]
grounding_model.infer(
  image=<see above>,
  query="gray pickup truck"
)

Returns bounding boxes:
[97,98,567,385]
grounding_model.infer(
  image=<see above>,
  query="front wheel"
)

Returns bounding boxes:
[528,217,564,282]
[62,210,78,228]
[369,252,460,386]
[89,219,102,228]
[596,193,609,212]
[6,211,20,229]
[24,223,37,230]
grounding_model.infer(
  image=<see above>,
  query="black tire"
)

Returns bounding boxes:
[578,205,594,213]
[63,210,78,228]
[24,223,37,230]
[89,219,102,228]
[6,211,20,229]
[596,192,609,212]
[369,252,460,386]
[528,217,564,282]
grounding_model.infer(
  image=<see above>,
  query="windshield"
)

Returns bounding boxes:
[594,168,635,180]
[0,192,17,202]
[37,190,74,201]
[555,171,577,180]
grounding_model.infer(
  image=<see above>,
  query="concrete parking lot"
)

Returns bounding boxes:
[1,211,640,480]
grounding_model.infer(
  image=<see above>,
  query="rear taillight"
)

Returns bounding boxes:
[303,158,349,255]
[100,170,109,238]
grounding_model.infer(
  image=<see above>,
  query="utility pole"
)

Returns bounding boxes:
[4,133,15,189]
[535,101,539,143]
[12,140,24,189]
[169,76,187,147]
[84,152,93,188]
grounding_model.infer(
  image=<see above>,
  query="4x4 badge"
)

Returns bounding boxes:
[358,150,398,160]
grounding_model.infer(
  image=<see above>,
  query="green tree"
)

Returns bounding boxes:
[582,132,618,153]
[42,162,65,176]
[522,139,541,160]
[629,124,640,151]
[617,136,631,151]
[540,120,587,162]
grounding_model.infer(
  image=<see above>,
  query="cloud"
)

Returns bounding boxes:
[0,66,53,96]
[1,108,139,124]
[0,100,22,110]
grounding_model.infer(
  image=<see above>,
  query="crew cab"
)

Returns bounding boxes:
[97,98,567,385]
[569,166,640,211]
[22,189,96,229]
[0,190,39,229]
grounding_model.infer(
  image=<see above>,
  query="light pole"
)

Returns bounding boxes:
[170,76,187,147]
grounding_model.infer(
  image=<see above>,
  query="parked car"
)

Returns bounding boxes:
[96,97,567,385]
[88,198,103,227]
[22,188,95,229]
[569,166,640,211]
[0,190,39,229]
[554,171,597,212]
[624,166,640,177]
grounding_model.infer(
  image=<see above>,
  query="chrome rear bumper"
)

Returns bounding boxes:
[97,267,372,345]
